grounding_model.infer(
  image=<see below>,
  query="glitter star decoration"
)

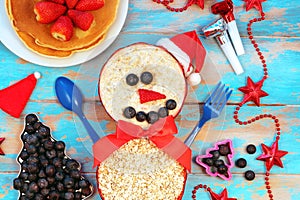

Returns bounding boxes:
[209,188,237,200]
[0,137,5,155]
[244,0,266,13]
[238,77,268,106]
[257,140,288,171]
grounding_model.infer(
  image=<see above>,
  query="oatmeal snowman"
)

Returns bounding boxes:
[94,31,206,200]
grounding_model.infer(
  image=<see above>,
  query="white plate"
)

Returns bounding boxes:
[0,0,128,67]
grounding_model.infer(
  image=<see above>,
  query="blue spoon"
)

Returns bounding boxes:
[55,76,99,143]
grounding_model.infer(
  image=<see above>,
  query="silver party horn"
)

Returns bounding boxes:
[202,18,244,75]
[211,0,245,56]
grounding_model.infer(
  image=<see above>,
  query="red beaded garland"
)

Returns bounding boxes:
[233,12,283,200]
[153,0,194,12]
[191,183,211,200]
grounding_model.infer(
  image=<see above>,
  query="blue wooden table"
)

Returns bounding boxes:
[0,0,300,199]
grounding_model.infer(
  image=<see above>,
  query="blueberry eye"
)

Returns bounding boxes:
[123,107,136,119]
[166,99,177,110]
[126,74,139,86]
[140,72,153,85]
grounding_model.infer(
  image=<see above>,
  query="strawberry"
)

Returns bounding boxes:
[34,2,67,24]
[67,10,94,31]
[138,89,166,104]
[48,0,65,5]
[75,0,104,11]
[66,0,78,9]
[50,16,73,41]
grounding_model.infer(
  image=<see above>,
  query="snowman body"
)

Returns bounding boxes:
[97,43,189,199]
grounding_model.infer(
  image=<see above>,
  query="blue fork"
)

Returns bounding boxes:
[184,82,232,147]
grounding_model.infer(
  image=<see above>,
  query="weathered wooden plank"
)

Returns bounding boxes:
[1,35,300,105]
[126,0,300,37]
[0,102,298,175]
[1,173,300,200]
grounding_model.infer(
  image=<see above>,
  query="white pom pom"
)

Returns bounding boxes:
[34,72,41,79]
[187,73,201,86]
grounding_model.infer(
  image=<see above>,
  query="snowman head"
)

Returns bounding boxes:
[99,43,188,129]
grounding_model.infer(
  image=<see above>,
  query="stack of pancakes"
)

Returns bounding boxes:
[6,0,119,57]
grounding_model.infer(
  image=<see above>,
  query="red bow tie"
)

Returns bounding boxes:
[93,116,191,172]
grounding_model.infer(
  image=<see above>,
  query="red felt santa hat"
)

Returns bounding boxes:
[0,72,41,118]
[156,30,206,86]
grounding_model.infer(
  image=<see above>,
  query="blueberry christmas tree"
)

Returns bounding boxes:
[196,139,234,180]
[13,114,93,200]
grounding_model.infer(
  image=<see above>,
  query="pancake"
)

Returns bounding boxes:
[17,31,105,58]
[6,0,119,57]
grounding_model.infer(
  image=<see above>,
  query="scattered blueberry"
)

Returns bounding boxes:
[19,172,29,180]
[19,151,29,160]
[26,114,38,125]
[245,170,255,181]
[123,106,136,119]
[235,158,247,168]
[246,144,256,154]
[209,150,220,160]
[146,111,159,124]
[25,190,35,199]
[43,140,54,150]
[25,125,35,134]
[54,141,65,151]
[45,165,56,177]
[33,122,42,130]
[158,107,168,118]
[38,169,46,178]
[214,159,224,167]
[66,159,80,171]
[202,158,214,166]
[79,179,90,188]
[47,177,56,185]
[217,164,228,174]
[29,182,39,193]
[13,178,23,190]
[37,125,50,138]
[65,192,75,200]
[48,190,60,199]
[140,71,153,85]
[126,73,139,86]
[210,166,218,174]
[166,99,177,110]
[136,111,147,122]
[219,144,230,156]
[45,149,57,160]
[27,163,39,174]
[28,174,38,182]
[37,178,49,189]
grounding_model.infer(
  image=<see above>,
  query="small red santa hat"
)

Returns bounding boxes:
[156,30,206,86]
[0,72,41,118]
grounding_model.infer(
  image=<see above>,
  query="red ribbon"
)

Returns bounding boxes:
[93,116,192,172]
[211,0,235,23]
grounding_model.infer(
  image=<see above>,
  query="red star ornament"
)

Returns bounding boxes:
[209,188,237,200]
[0,138,5,155]
[238,77,268,106]
[193,0,205,9]
[244,0,266,13]
[257,140,288,171]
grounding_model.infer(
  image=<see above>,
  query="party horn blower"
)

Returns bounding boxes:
[211,0,245,56]
[202,18,244,75]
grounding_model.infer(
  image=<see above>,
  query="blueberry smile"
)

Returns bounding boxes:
[123,99,177,124]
